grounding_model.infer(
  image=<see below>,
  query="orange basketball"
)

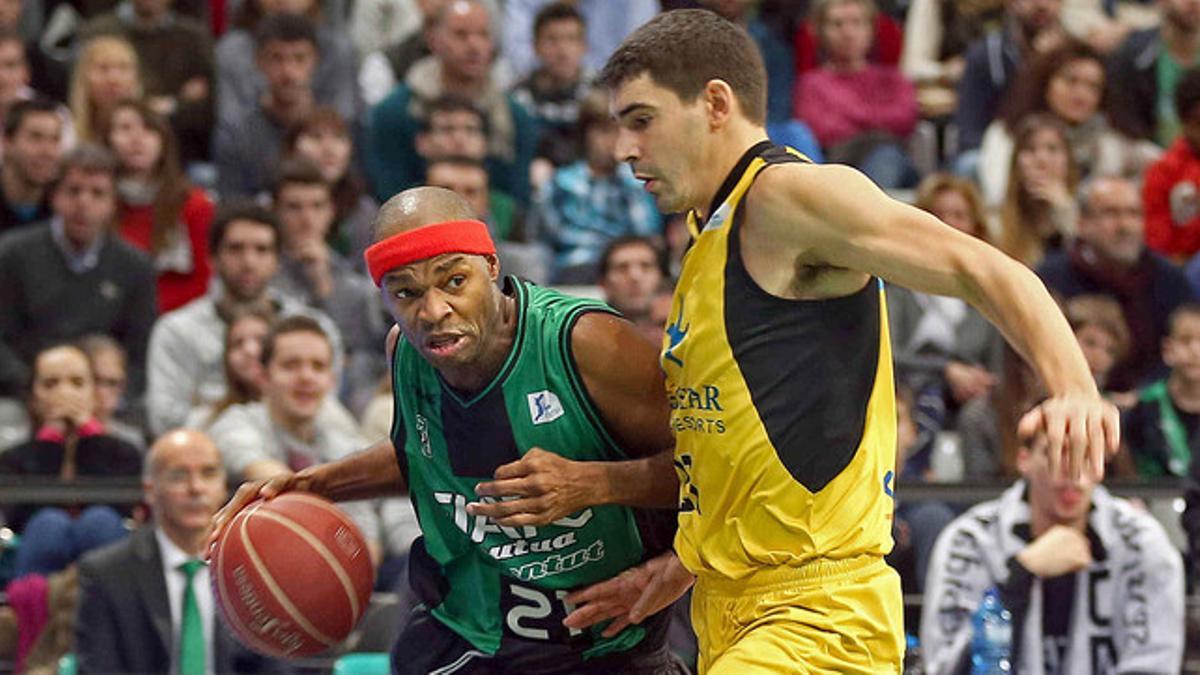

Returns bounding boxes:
[210,492,375,658]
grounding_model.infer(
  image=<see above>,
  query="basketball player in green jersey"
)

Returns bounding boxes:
[210,187,687,674]
[466,10,1121,674]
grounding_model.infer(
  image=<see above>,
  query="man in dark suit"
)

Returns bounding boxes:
[74,428,289,674]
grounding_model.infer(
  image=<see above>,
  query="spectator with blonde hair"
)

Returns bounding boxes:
[69,35,141,144]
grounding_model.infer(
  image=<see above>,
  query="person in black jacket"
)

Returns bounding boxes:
[0,143,157,399]
[0,343,140,576]
[75,429,294,674]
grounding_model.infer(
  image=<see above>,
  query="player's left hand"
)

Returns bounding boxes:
[467,447,600,526]
[562,551,695,638]
[1018,393,1120,482]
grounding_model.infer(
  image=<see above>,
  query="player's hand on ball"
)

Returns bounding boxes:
[1017,394,1119,482]
[563,551,694,638]
[207,469,314,559]
[468,447,600,526]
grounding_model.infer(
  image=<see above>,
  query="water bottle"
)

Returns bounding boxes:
[903,633,925,674]
[970,586,1013,674]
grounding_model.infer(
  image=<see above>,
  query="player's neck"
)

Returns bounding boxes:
[693,123,771,221]
[438,291,518,394]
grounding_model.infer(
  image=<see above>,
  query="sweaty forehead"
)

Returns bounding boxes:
[373,187,477,241]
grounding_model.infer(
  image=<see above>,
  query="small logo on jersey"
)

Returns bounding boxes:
[99,281,121,301]
[703,201,732,233]
[883,470,895,498]
[415,413,432,458]
[662,298,689,368]
[527,391,564,425]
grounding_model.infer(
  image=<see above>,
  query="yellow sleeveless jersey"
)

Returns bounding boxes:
[664,141,897,582]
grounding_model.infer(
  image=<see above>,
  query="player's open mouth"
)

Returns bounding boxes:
[427,334,465,356]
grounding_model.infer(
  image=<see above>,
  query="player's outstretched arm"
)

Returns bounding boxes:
[210,325,409,553]
[469,312,679,526]
[749,163,1118,480]
[208,438,406,555]
[562,550,694,637]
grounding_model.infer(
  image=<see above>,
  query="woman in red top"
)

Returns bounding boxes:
[104,99,213,312]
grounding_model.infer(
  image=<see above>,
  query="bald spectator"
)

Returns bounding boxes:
[75,429,293,674]
[1037,175,1196,390]
[0,144,155,398]
[355,0,501,107]
[366,0,538,206]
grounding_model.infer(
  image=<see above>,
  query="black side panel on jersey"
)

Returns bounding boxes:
[723,149,880,493]
[442,385,522,478]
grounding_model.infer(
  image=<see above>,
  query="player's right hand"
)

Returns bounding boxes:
[563,551,695,638]
[206,471,302,560]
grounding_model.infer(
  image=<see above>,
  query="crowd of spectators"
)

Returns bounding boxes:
[0,0,1198,671]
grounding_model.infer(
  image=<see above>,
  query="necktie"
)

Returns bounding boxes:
[178,559,206,675]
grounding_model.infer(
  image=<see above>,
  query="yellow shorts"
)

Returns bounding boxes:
[690,555,904,674]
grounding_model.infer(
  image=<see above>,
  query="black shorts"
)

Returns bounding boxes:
[389,606,689,675]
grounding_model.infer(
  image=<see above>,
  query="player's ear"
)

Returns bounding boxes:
[485,253,501,281]
[703,79,736,129]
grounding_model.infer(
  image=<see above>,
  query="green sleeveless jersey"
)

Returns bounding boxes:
[390,277,668,658]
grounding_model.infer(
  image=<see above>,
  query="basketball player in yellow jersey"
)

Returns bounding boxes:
[469,9,1120,673]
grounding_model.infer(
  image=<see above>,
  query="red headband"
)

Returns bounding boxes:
[365,219,496,286]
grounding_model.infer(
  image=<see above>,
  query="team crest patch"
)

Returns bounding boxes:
[527,391,564,425]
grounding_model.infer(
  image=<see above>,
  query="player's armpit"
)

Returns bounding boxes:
[751,163,1116,479]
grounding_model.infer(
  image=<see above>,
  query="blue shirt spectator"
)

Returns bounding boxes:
[537,90,662,283]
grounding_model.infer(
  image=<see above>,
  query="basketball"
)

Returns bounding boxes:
[210,492,375,658]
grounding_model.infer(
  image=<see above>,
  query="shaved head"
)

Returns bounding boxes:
[145,428,222,479]
[373,186,478,242]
